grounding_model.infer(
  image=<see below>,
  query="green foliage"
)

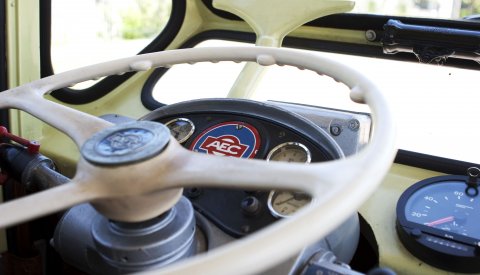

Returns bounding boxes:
[367,1,377,13]
[95,0,171,40]
[121,0,171,40]
[460,0,480,18]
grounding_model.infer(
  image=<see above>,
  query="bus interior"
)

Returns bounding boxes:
[0,0,479,274]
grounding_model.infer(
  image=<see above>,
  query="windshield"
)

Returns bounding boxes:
[153,40,479,164]
[353,0,479,19]
[50,0,172,89]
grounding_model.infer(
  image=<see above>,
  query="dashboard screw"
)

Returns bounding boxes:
[330,124,342,136]
[241,196,261,216]
[365,30,377,41]
[348,119,360,131]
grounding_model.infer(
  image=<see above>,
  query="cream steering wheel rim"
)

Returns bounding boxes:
[0,47,396,274]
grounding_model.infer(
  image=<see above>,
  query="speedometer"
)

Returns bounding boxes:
[396,175,480,273]
[405,183,476,238]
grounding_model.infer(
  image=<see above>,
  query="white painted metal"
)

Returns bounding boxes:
[0,47,396,274]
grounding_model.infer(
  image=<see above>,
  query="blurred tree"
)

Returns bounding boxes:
[120,0,172,39]
[460,0,480,17]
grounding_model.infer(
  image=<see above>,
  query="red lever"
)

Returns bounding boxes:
[0,126,40,154]
[0,172,8,186]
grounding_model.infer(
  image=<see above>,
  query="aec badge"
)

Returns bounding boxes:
[190,122,260,158]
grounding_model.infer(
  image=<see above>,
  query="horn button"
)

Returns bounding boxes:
[81,121,170,166]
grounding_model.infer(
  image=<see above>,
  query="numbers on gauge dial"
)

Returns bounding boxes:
[164,118,195,144]
[405,184,479,238]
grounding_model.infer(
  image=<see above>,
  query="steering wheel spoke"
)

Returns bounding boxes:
[0,82,112,147]
[0,178,100,229]
[161,146,342,194]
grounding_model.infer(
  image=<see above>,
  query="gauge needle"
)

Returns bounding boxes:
[275,196,294,205]
[171,129,180,138]
[425,216,454,227]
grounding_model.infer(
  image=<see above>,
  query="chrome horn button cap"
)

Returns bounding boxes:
[81,121,170,166]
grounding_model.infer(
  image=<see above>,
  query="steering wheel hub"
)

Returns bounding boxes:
[81,121,170,166]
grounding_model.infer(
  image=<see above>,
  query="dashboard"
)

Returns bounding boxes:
[3,97,476,274]
[141,98,368,237]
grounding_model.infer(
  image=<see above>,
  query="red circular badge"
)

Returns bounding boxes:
[190,122,260,159]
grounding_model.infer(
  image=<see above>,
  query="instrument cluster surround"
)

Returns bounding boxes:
[141,98,343,236]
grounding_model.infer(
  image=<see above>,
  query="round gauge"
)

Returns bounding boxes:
[268,191,312,218]
[267,142,312,218]
[164,118,195,144]
[396,175,480,273]
[266,142,311,163]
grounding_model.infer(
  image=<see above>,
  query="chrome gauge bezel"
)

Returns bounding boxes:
[267,191,313,219]
[396,175,480,273]
[266,142,312,163]
[164,118,195,144]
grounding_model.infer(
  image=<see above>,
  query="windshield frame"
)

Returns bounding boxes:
[39,0,186,104]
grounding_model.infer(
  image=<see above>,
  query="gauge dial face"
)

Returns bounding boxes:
[266,142,311,163]
[404,180,480,239]
[268,191,312,218]
[164,118,195,144]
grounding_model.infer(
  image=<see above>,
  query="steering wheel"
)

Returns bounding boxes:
[0,47,396,274]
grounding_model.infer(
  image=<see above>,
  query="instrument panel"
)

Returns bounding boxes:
[142,98,370,237]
